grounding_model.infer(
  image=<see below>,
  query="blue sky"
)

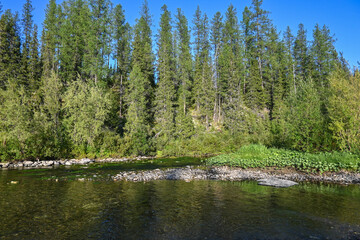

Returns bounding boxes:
[2,0,360,67]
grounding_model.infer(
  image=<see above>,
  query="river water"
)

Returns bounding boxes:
[0,157,360,239]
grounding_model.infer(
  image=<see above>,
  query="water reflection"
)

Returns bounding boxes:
[0,168,360,239]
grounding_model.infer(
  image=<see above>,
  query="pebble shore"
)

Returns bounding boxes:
[112,166,360,185]
[0,156,153,169]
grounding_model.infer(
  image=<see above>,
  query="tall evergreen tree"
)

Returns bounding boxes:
[28,24,41,91]
[0,10,22,88]
[210,11,223,123]
[153,5,176,148]
[132,0,154,88]
[244,0,271,108]
[21,0,34,86]
[41,0,61,76]
[310,24,338,89]
[59,0,90,82]
[219,5,244,132]
[131,0,154,122]
[174,8,194,139]
[192,6,214,129]
[124,0,154,155]
[84,0,113,84]
[293,23,310,82]
[283,26,296,94]
[124,65,152,155]
[112,3,131,130]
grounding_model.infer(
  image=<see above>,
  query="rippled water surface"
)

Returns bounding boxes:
[0,158,360,239]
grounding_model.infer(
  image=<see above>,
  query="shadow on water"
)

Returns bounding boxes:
[0,157,360,239]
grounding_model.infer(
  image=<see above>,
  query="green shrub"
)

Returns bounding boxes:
[206,144,360,173]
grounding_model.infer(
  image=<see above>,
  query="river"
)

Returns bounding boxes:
[0,157,360,239]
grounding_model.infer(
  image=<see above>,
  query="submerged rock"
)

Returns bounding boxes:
[258,178,298,188]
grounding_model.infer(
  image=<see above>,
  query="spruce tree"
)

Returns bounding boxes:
[293,23,310,81]
[59,0,90,82]
[124,65,152,155]
[124,0,154,155]
[131,0,154,123]
[244,0,271,108]
[219,5,244,133]
[283,26,296,94]
[210,11,223,123]
[174,8,194,139]
[41,0,61,76]
[241,6,252,96]
[192,6,214,129]
[29,24,41,91]
[153,5,176,148]
[0,10,22,88]
[310,24,338,89]
[21,0,34,87]
[112,3,131,132]
[84,0,112,84]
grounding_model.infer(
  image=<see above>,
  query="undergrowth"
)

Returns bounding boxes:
[206,144,360,173]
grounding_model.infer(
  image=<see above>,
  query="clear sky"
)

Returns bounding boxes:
[2,0,360,67]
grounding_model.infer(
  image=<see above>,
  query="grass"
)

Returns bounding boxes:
[206,144,360,173]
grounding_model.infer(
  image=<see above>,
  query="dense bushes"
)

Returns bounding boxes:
[206,145,360,173]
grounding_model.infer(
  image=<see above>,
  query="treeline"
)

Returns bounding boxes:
[0,0,359,161]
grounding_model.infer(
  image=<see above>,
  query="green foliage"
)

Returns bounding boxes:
[41,0,61,75]
[175,8,194,139]
[124,64,152,156]
[207,144,360,173]
[192,7,215,129]
[284,79,326,151]
[0,1,358,162]
[161,130,248,157]
[153,5,177,148]
[0,10,22,88]
[328,68,360,152]
[0,81,32,160]
[63,77,111,152]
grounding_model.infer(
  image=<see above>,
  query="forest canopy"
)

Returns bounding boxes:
[0,0,359,161]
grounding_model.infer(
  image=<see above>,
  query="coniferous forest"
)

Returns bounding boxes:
[0,0,359,161]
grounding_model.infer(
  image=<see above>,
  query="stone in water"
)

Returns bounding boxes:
[258,177,298,188]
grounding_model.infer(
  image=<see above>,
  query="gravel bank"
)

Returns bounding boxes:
[112,166,360,184]
[0,156,153,169]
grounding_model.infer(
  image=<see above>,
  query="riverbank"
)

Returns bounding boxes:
[206,145,360,173]
[112,166,360,185]
[0,156,154,169]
